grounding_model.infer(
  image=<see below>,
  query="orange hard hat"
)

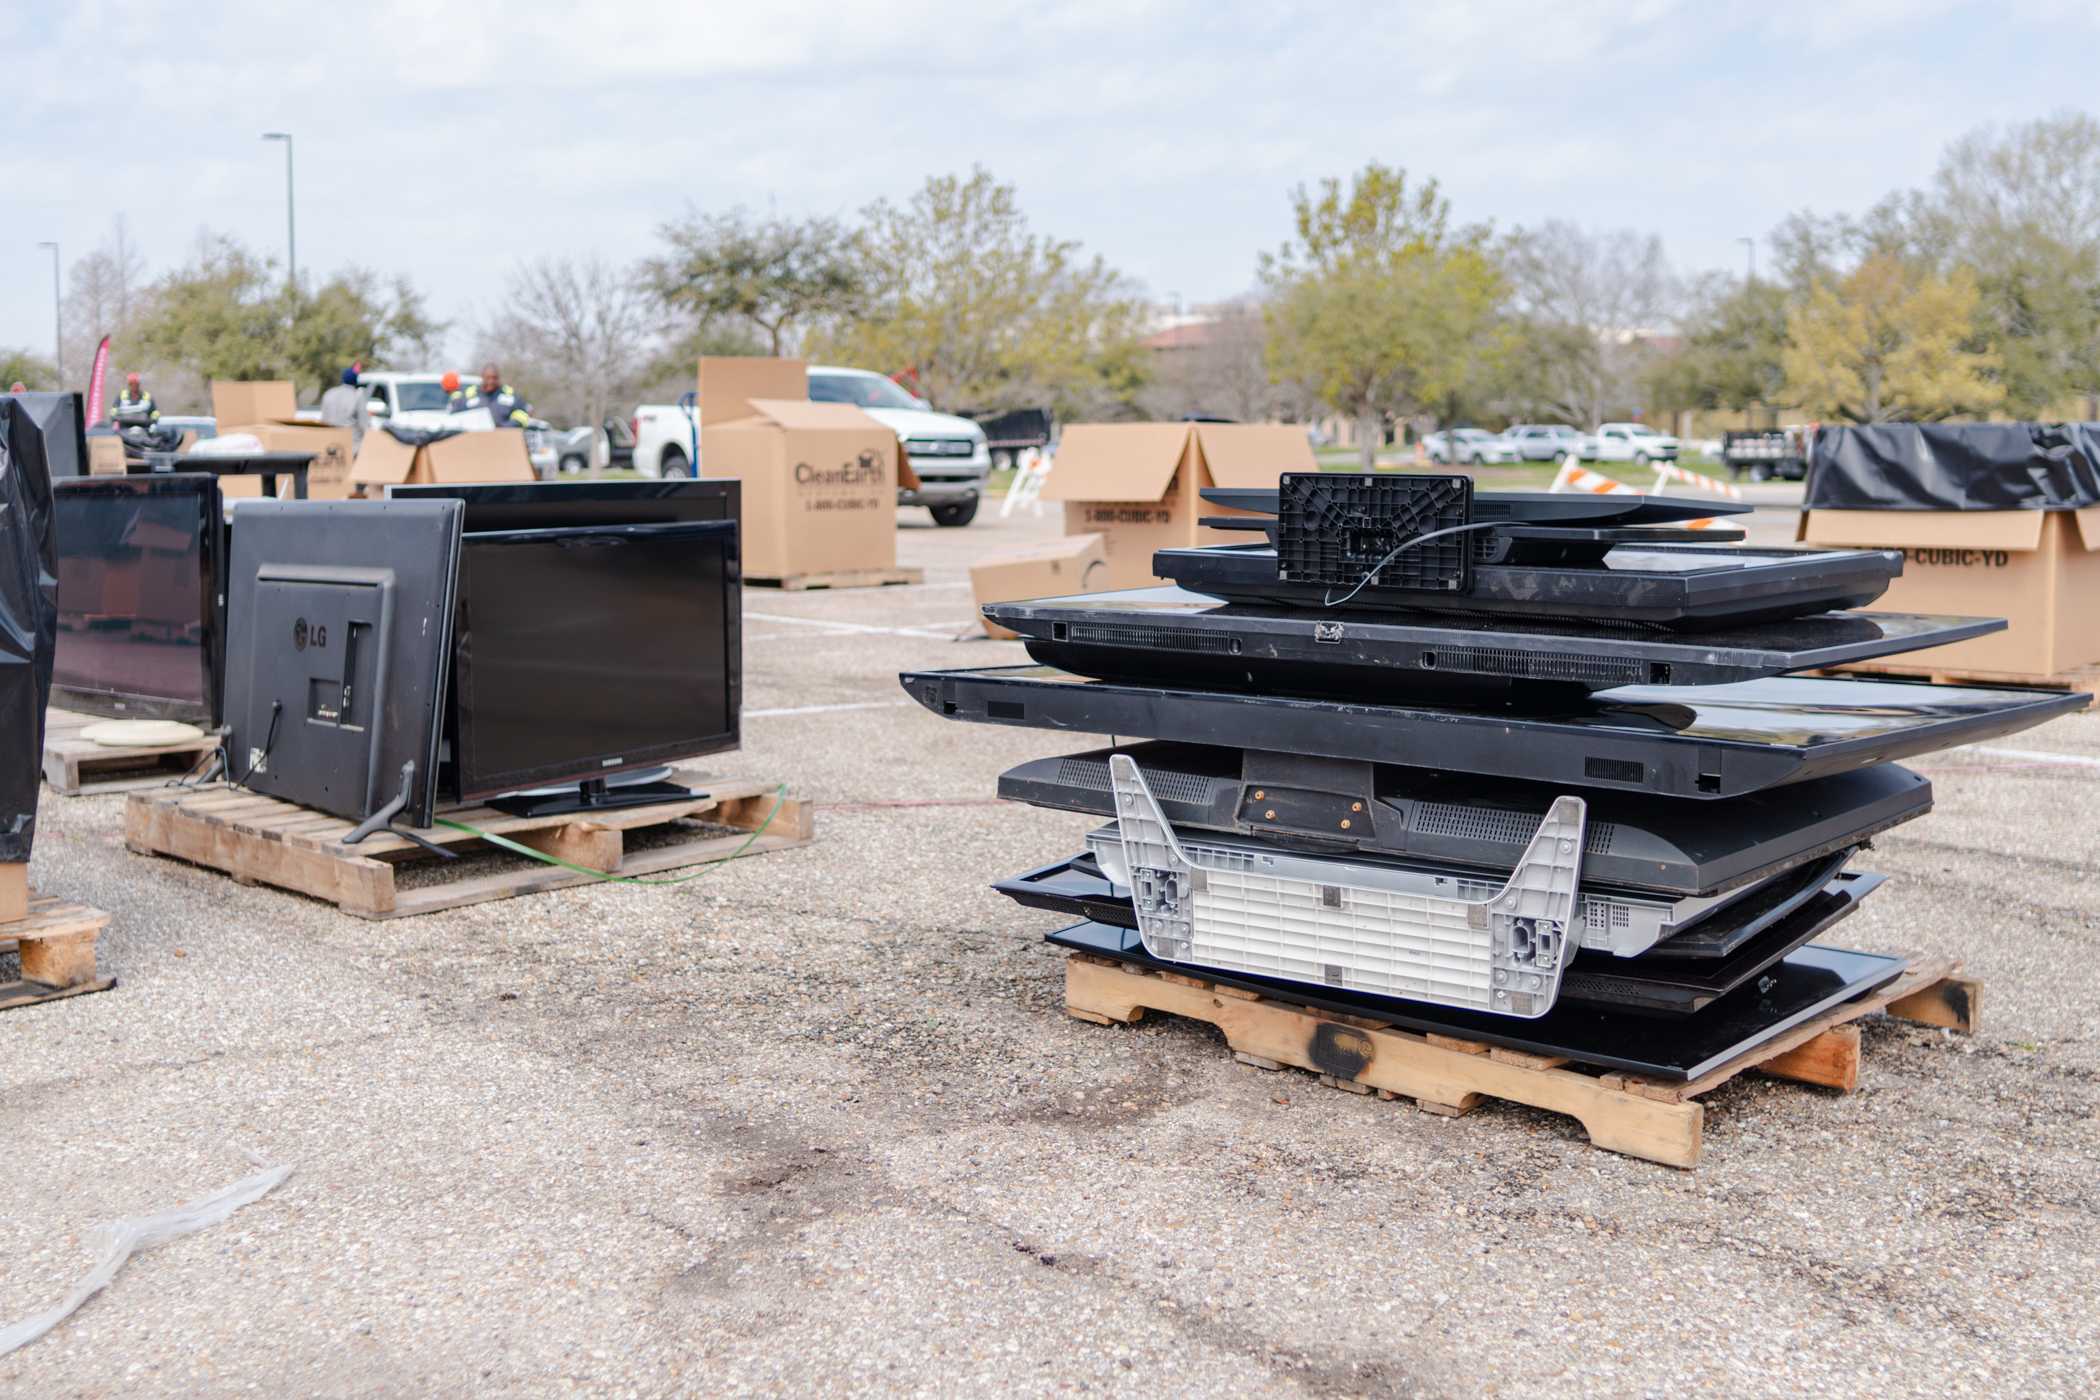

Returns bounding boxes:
[441,371,460,393]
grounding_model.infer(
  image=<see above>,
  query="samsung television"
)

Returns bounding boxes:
[445,518,741,814]
[51,474,222,725]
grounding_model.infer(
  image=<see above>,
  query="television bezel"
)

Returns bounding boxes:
[50,472,223,726]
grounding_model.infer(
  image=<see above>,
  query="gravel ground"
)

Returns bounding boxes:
[4,490,2097,1397]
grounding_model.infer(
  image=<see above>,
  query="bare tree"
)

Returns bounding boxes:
[1139,299,1280,422]
[63,216,148,374]
[480,256,658,439]
[1501,222,1674,427]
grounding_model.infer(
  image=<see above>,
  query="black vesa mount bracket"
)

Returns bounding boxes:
[1199,473,1746,583]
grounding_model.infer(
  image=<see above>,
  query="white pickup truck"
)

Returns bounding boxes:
[358,370,557,477]
[630,366,992,525]
[1582,422,1680,465]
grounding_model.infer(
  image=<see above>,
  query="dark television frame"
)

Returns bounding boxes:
[385,478,739,532]
[50,472,224,726]
[446,518,742,802]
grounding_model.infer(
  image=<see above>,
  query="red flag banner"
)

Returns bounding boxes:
[85,336,112,424]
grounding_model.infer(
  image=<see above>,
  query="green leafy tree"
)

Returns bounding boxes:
[809,167,1149,419]
[132,234,440,403]
[647,210,864,356]
[1261,163,1505,467]
[1643,274,1793,420]
[0,348,57,390]
[1781,255,2004,422]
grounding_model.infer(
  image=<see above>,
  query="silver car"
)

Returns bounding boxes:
[1425,428,1519,465]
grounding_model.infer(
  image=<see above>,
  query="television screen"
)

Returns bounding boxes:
[223,500,462,828]
[449,519,740,800]
[5,391,86,479]
[387,479,737,533]
[51,474,221,724]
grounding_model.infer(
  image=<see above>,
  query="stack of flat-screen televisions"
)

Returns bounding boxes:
[50,472,743,840]
[903,473,2090,1080]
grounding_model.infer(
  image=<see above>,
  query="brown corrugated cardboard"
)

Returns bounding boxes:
[87,436,127,475]
[1801,507,2100,680]
[245,423,354,494]
[701,401,901,578]
[969,533,1108,639]
[348,428,535,494]
[695,358,906,580]
[210,380,297,427]
[699,357,811,426]
[1041,422,1315,589]
[0,862,24,924]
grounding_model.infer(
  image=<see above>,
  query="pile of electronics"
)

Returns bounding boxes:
[50,471,745,838]
[903,473,2090,1079]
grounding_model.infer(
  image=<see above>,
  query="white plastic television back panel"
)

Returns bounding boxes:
[1105,754,1587,1018]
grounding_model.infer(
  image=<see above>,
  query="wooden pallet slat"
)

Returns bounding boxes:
[0,893,115,1011]
[41,707,223,797]
[124,770,813,919]
[1063,953,1972,1169]
[746,566,924,591]
[1816,661,2100,693]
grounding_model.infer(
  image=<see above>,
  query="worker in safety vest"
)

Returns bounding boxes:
[448,363,532,426]
[111,372,159,424]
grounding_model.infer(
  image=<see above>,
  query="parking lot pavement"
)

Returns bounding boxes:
[3,500,2096,1396]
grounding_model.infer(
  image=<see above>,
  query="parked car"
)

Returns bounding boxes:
[631,403,697,478]
[1583,422,1680,465]
[809,366,990,526]
[1722,427,1810,482]
[1503,423,1586,461]
[1424,428,1518,465]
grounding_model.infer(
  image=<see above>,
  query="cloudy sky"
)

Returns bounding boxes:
[8,0,2100,375]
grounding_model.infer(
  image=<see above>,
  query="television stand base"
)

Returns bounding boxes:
[487,776,703,820]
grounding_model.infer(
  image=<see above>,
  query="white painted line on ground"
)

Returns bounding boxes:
[745,611,956,640]
[745,699,918,718]
[1962,745,2100,770]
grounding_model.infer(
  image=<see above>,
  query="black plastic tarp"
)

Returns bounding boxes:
[1806,422,2100,511]
[0,395,62,862]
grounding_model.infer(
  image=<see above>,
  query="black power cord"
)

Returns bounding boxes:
[1321,521,1506,608]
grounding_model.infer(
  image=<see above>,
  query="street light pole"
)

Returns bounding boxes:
[35,240,61,385]
[1736,236,1756,285]
[262,132,295,291]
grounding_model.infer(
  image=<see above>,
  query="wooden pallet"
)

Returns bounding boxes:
[124,772,814,920]
[43,708,223,797]
[1817,661,2100,692]
[1,894,115,1011]
[746,566,924,591]
[1064,953,1976,1169]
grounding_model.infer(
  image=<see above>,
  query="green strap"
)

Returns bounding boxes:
[430,784,789,886]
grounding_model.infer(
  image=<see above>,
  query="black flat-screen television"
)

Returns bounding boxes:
[51,474,223,725]
[386,479,738,532]
[5,391,86,479]
[445,519,741,812]
[223,500,463,831]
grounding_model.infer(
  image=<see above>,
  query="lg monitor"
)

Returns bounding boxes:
[222,500,463,833]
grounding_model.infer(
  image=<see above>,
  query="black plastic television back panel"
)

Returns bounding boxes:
[223,500,463,830]
[901,663,2088,800]
[387,478,739,533]
[50,473,224,725]
[1274,472,1474,594]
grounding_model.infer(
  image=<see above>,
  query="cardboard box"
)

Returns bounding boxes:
[1800,507,2100,681]
[210,380,297,428]
[1041,422,1316,589]
[87,435,127,476]
[348,428,536,494]
[969,533,1108,639]
[696,357,905,579]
